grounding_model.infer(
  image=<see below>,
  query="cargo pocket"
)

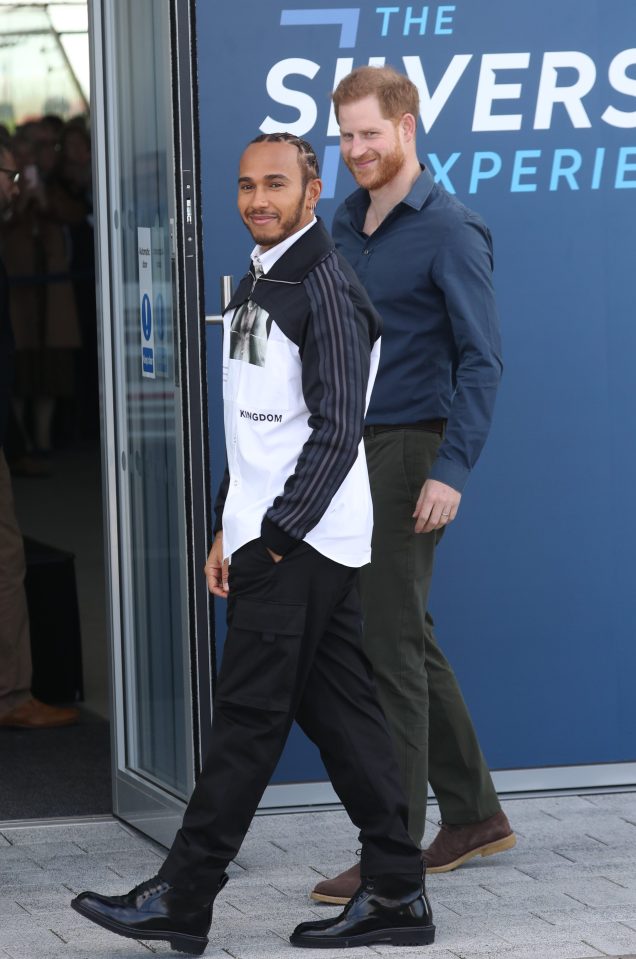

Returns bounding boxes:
[215,598,306,711]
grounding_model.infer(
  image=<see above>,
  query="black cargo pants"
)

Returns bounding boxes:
[160,538,421,900]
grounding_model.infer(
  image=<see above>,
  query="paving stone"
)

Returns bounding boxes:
[0,927,67,950]
[2,945,147,959]
[0,902,28,919]
[47,875,139,900]
[597,869,636,890]
[549,839,634,863]
[437,867,539,888]
[70,830,157,854]
[452,945,605,959]
[586,793,636,814]
[0,864,49,883]
[515,861,636,883]
[16,889,98,914]
[434,882,507,904]
[20,841,91,864]
[439,891,589,918]
[536,904,636,925]
[532,796,606,815]
[372,950,464,959]
[555,920,636,955]
[484,914,565,944]
[513,819,636,847]
[478,847,569,868]
[0,845,40,864]
[480,876,636,908]
[495,799,582,821]
[1,822,123,846]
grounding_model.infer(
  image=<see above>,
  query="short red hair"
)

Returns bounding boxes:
[332,66,420,123]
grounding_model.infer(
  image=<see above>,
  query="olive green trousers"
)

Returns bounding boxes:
[360,428,501,846]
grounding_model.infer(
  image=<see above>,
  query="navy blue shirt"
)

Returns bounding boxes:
[332,166,503,493]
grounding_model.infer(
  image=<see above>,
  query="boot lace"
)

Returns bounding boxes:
[130,876,167,902]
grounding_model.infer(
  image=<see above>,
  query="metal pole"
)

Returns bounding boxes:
[220,274,233,312]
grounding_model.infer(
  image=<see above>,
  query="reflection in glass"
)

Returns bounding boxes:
[0,3,89,126]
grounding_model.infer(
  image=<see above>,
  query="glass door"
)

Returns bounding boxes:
[90,0,213,845]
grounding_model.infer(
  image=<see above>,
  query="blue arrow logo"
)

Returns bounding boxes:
[280,8,360,48]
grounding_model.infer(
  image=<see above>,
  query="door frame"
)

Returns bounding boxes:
[89,0,214,846]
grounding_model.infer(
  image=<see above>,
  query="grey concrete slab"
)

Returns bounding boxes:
[513,862,636,883]
[19,842,90,864]
[371,950,466,959]
[0,902,29,919]
[549,838,633,861]
[554,920,636,955]
[438,893,591,918]
[598,870,636,891]
[451,945,605,959]
[586,793,636,813]
[2,945,152,959]
[433,867,538,887]
[0,822,124,846]
[535,904,636,924]
[481,876,636,907]
[70,832,157,855]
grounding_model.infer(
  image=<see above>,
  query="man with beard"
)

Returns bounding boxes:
[311,67,512,905]
[71,133,435,953]
[0,139,78,731]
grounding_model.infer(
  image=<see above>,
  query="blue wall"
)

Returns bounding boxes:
[200,0,636,779]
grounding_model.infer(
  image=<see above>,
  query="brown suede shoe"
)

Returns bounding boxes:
[0,698,79,729]
[310,863,361,905]
[423,811,516,873]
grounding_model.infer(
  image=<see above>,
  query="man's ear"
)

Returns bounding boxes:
[307,177,323,209]
[401,113,417,142]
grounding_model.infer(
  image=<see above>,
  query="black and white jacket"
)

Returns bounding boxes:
[215,218,381,567]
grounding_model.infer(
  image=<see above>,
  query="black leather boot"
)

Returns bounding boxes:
[291,870,434,948]
[71,873,228,956]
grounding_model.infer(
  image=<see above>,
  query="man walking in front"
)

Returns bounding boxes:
[312,66,513,905]
[71,133,435,953]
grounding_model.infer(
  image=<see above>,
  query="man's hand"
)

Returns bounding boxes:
[266,548,283,564]
[413,479,462,533]
[204,532,229,598]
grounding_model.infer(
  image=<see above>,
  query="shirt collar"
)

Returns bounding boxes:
[345,165,435,230]
[402,165,435,210]
[251,217,317,276]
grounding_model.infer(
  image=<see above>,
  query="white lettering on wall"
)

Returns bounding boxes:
[261,58,320,136]
[602,48,636,128]
[534,52,596,129]
[403,53,472,133]
[472,53,531,132]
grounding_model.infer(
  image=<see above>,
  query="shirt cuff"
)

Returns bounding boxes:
[428,456,469,493]
[261,516,302,556]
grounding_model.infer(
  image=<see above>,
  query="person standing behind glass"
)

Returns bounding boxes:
[2,119,83,456]
[0,139,79,730]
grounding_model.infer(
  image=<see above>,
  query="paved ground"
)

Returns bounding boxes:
[1,792,636,959]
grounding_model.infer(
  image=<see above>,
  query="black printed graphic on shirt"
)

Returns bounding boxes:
[230,300,269,367]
